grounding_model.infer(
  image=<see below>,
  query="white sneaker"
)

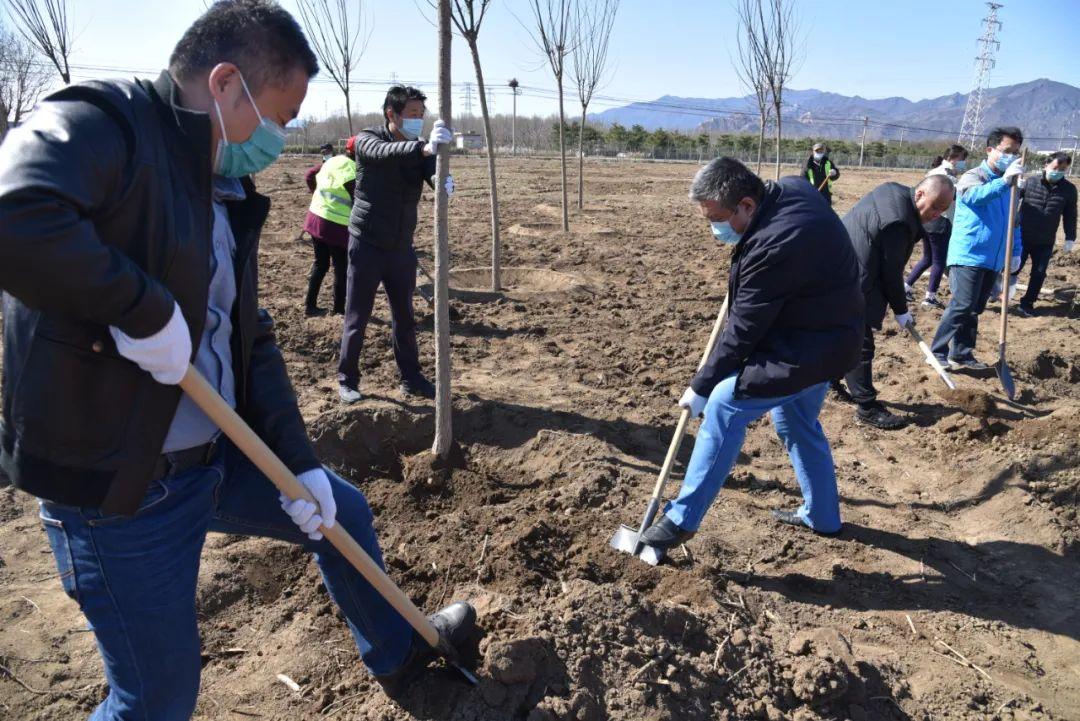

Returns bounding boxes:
[338,385,362,404]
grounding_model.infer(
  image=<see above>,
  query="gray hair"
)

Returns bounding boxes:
[688,157,765,208]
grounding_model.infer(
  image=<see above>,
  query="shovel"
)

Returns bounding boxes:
[178,366,478,684]
[994,151,1024,400]
[907,324,956,390]
[609,294,730,566]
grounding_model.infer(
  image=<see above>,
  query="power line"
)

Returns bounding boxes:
[17,57,1074,143]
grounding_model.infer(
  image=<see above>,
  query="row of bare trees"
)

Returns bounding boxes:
[732,0,802,180]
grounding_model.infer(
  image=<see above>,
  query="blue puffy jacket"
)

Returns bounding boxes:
[947,161,1022,272]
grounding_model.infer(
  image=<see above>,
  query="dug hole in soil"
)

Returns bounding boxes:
[2,157,1079,721]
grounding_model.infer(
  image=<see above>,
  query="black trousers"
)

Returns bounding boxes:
[1019,244,1054,310]
[306,241,347,314]
[843,323,878,409]
[337,242,421,389]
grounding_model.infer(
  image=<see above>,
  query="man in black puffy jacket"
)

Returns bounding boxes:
[834,176,954,429]
[640,158,864,551]
[1016,152,1077,317]
[336,85,454,403]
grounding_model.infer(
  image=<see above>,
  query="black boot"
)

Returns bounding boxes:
[639,515,695,551]
[401,375,436,400]
[855,401,906,430]
[374,601,477,696]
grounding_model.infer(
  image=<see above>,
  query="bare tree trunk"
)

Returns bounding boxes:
[773,103,782,180]
[344,91,353,137]
[557,79,569,232]
[756,119,765,174]
[467,40,502,292]
[577,107,587,208]
[432,0,453,458]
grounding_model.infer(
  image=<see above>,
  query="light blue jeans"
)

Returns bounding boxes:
[664,374,842,534]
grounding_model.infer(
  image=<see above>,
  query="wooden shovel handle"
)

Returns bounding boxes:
[999,149,1025,345]
[179,366,441,649]
[647,294,731,499]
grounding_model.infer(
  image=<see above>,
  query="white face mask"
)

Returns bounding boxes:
[813,152,825,161]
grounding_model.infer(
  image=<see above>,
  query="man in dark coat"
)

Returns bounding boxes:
[835,175,954,429]
[641,158,864,550]
[0,3,473,717]
[336,85,454,403]
[1016,151,1077,317]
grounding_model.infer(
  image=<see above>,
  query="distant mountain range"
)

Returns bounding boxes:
[588,79,1080,148]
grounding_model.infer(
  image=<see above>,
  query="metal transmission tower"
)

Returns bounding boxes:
[461,81,474,120]
[957,2,1003,149]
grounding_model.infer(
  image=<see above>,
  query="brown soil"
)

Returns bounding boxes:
[2,157,1079,721]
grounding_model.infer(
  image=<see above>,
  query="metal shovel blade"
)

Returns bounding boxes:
[608,525,665,566]
[995,355,1016,401]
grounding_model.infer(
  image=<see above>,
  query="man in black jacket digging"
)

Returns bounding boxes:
[641,158,864,550]
[0,3,472,717]
[1015,151,1077,317]
[336,85,454,403]
[834,175,955,429]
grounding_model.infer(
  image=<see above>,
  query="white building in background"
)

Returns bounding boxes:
[455,131,484,151]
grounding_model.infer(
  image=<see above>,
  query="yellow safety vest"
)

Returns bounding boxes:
[308,155,356,226]
[807,159,834,191]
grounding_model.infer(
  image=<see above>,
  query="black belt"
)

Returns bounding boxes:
[151,437,221,481]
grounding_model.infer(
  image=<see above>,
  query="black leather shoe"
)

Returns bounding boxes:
[374,601,476,695]
[771,510,840,537]
[401,376,436,400]
[305,306,327,317]
[639,516,695,551]
[855,402,907,430]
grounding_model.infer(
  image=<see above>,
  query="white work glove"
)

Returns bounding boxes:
[678,386,709,419]
[894,311,914,331]
[444,174,455,198]
[279,468,337,541]
[829,169,839,180]
[1002,159,1024,184]
[109,301,191,385]
[1009,254,1022,273]
[1007,273,1019,302]
[424,119,452,156]
[1065,239,1075,253]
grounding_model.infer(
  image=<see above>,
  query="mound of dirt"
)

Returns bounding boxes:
[937,387,996,417]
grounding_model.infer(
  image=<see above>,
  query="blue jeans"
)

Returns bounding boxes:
[664,375,841,534]
[930,265,998,362]
[1019,244,1054,310]
[38,440,412,721]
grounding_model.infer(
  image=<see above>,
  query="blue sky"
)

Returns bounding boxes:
[5,0,1078,120]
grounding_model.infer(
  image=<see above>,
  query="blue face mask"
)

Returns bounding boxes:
[994,152,1018,173]
[710,220,742,245]
[213,72,287,178]
[1046,169,1066,183]
[953,159,967,172]
[400,117,425,140]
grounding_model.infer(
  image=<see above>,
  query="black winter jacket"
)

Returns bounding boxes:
[1020,173,1077,247]
[0,72,319,514]
[691,177,864,399]
[842,182,923,327]
[348,125,437,251]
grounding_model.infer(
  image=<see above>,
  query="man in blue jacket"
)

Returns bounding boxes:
[930,127,1025,370]
[641,158,864,550]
